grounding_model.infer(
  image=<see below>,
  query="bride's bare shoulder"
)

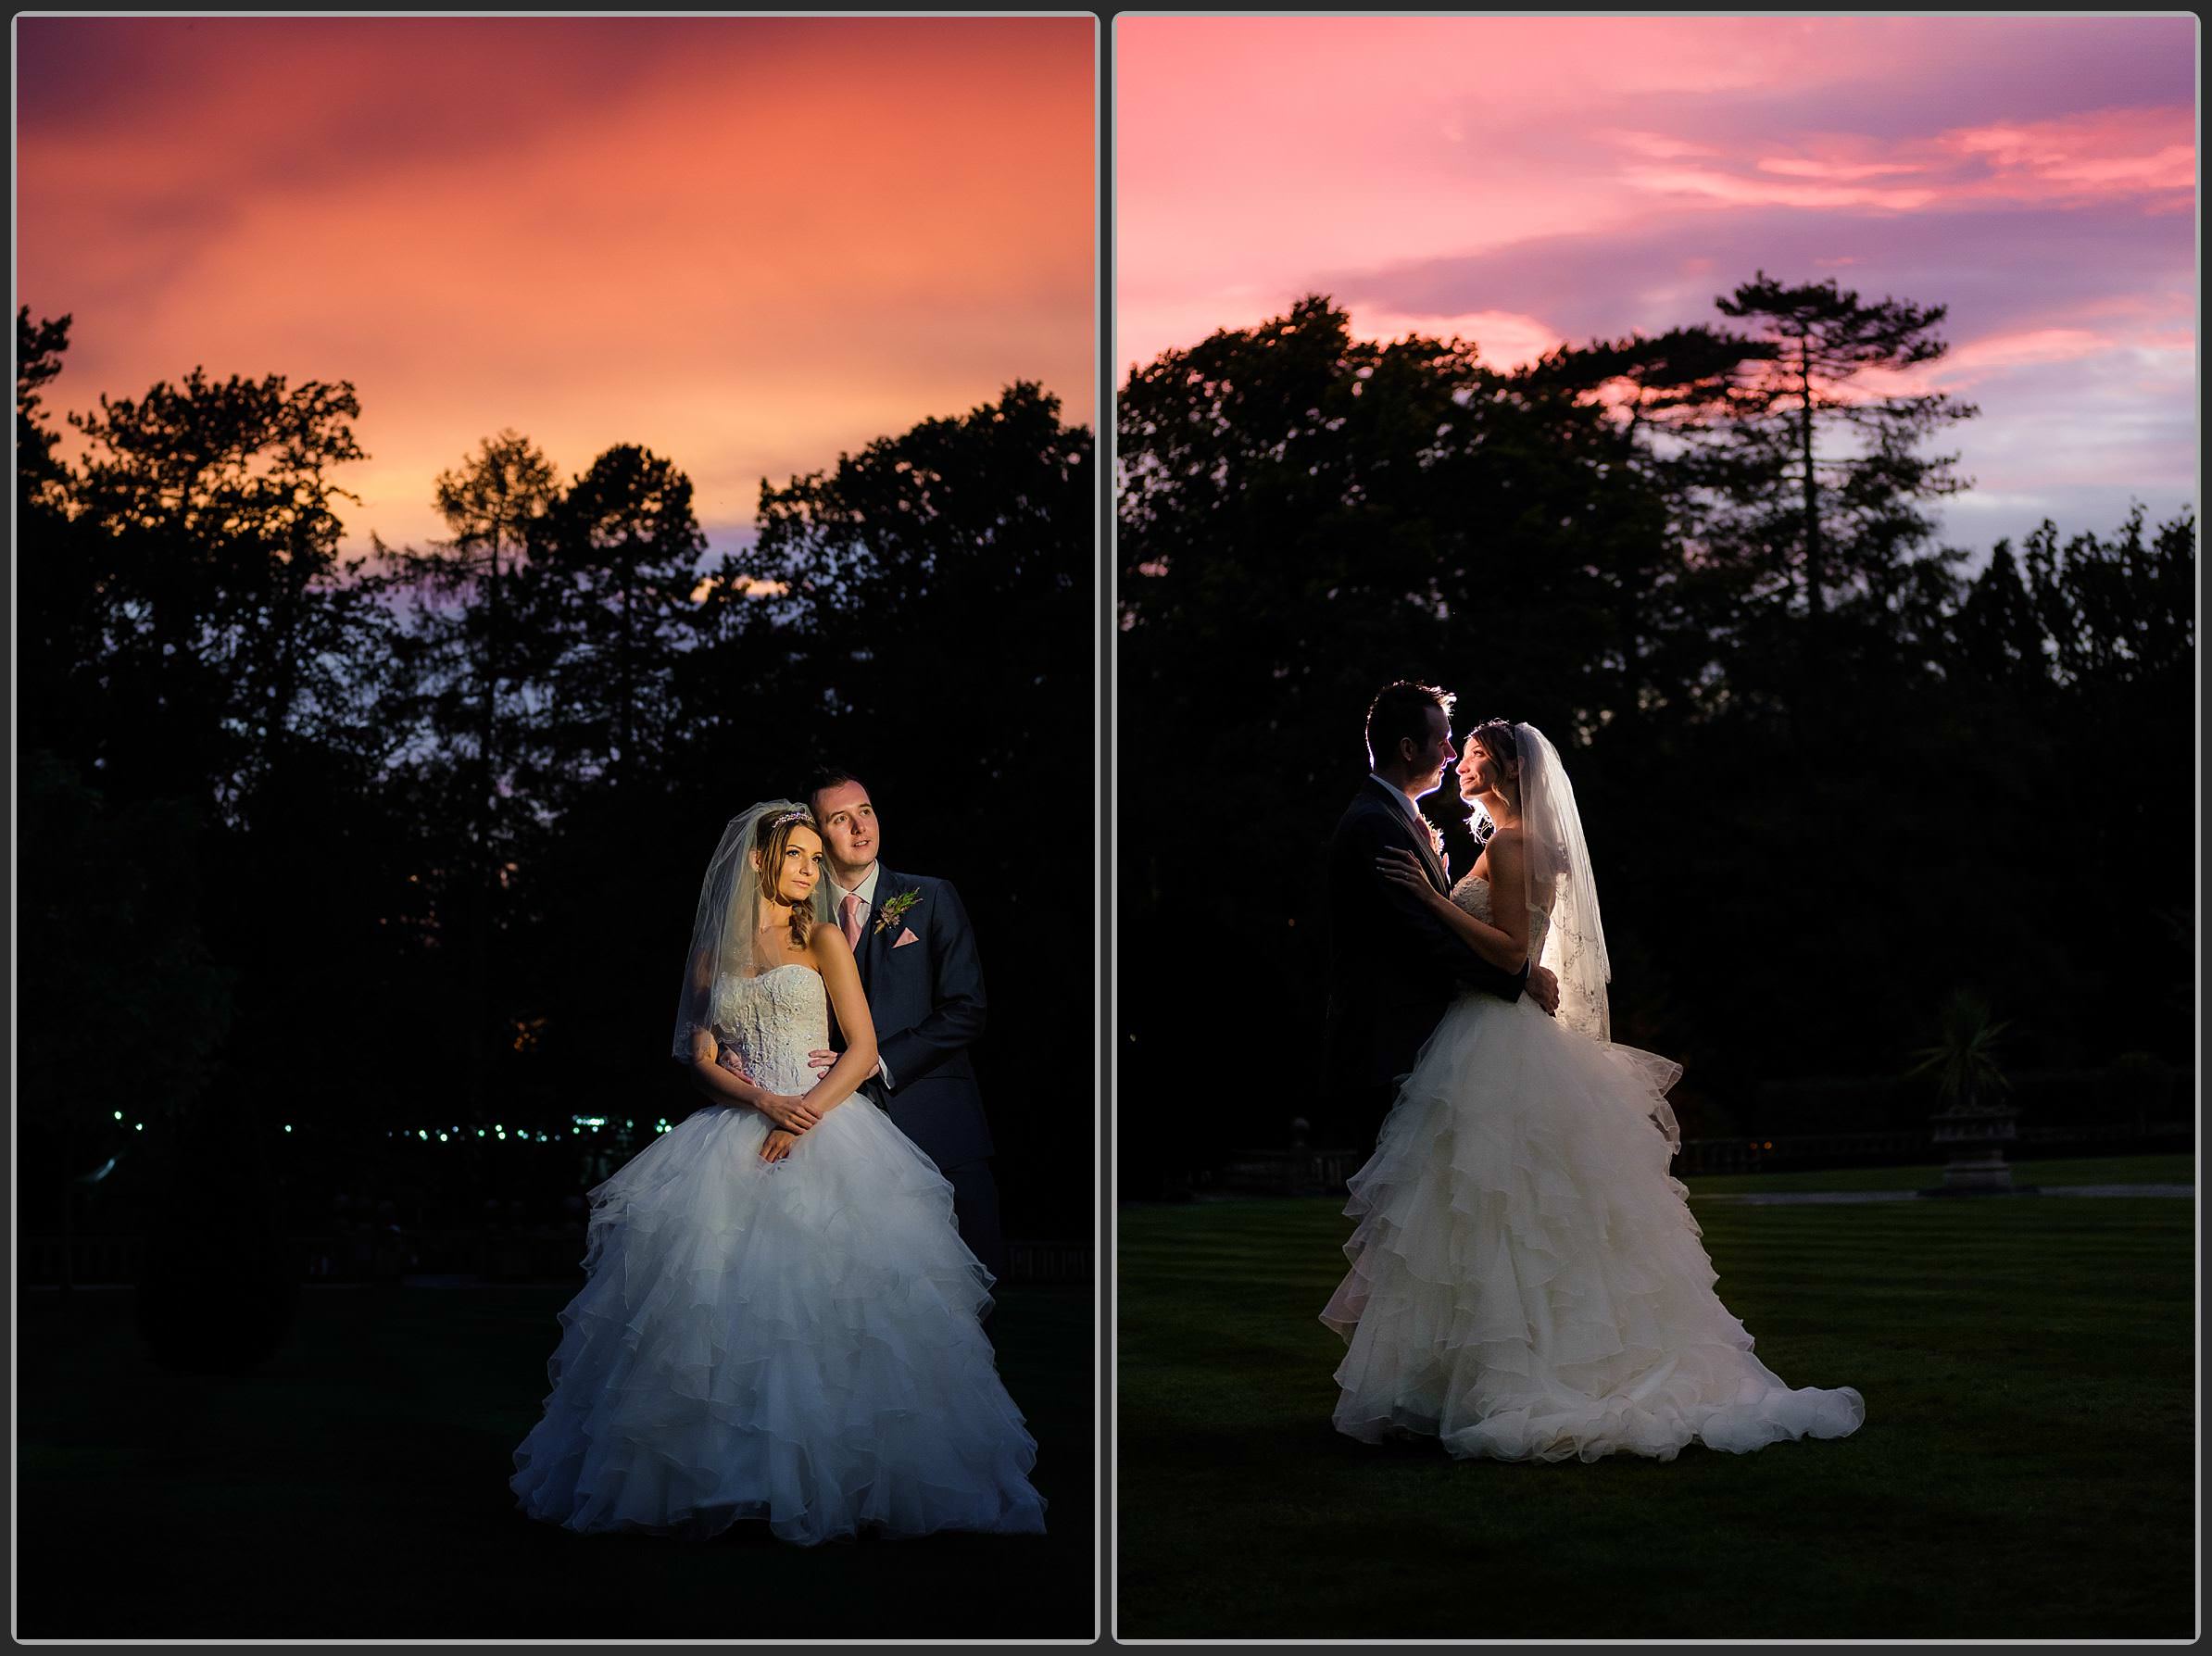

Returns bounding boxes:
[1484,824,1527,859]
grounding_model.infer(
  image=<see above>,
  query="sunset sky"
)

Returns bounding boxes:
[1118,15,2196,553]
[18,16,1095,558]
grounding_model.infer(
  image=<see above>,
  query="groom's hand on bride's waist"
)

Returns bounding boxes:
[807,1048,890,1090]
[1529,966,1561,1017]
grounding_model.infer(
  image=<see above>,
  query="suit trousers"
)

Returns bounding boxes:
[941,1157,1007,1289]
[1343,1078,1410,1163]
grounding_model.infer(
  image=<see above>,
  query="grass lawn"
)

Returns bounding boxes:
[19,1280,1095,1640]
[1117,1183,2195,1640]
[1682,1151,2194,1198]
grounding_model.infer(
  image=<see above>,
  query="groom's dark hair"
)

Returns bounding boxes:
[806,766,866,815]
[1365,680,1455,770]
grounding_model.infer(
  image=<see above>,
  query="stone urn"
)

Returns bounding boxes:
[1927,1103,2028,1195]
[1913,989,2031,1197]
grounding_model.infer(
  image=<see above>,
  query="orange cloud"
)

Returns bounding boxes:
[19,17,1097,553]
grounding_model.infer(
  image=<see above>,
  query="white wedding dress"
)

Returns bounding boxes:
[511,963,1047,1543]
[1322,873,1864,1462]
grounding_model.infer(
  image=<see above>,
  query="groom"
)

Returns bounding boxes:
[795,768,1005,1282]
[1323,680,1559,1150]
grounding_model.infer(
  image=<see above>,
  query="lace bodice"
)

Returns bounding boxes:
[709,965,831,1097]
[1449,872,1551,967]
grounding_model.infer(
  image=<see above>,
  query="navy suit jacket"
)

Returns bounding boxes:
[1322,778,1530,1095]
[836,867,993,1172]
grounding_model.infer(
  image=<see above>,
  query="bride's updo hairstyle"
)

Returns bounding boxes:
[753,808,821,954]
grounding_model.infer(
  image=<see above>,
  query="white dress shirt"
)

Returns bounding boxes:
[827,861,883,926]
[1368,772,1424,827]
[1370,772,1447,882]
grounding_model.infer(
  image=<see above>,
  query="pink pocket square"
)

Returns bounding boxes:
[892,927,920,948]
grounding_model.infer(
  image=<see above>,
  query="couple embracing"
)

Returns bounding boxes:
[510,772,1046,1546]
[1321,681,1864,1463]
[691,770,1004,1281]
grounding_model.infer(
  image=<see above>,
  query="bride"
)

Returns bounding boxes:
[511,800,1047,1543]
[1321,721,1864,1462]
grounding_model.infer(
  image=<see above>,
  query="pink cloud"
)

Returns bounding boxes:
[1605,131,1725,162]
[1622,165,1942,212]
[1756,158,1929,181]
[1118,14,2196,552]
[1606,104,2193,217]
[1112,16,1930,368]
[1347,307,1564,371]
[1848,312,2192,404]
[1942,106,2195,199]
[1948,328,2113,373]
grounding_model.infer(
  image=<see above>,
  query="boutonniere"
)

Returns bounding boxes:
[873,889,923,935]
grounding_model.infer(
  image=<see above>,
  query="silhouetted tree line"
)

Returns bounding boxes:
[19,307,1094,1250]
[1118,284,2193,1193]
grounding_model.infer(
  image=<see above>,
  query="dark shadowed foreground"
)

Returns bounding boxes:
[1117,1174,2193,1640]
[19,1283,1093,1639]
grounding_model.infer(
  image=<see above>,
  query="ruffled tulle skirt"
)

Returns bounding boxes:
[1322,995,1864,1462]
[511,1101,1047,1544]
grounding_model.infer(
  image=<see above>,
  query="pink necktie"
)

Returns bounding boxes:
[840,893,864,949]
